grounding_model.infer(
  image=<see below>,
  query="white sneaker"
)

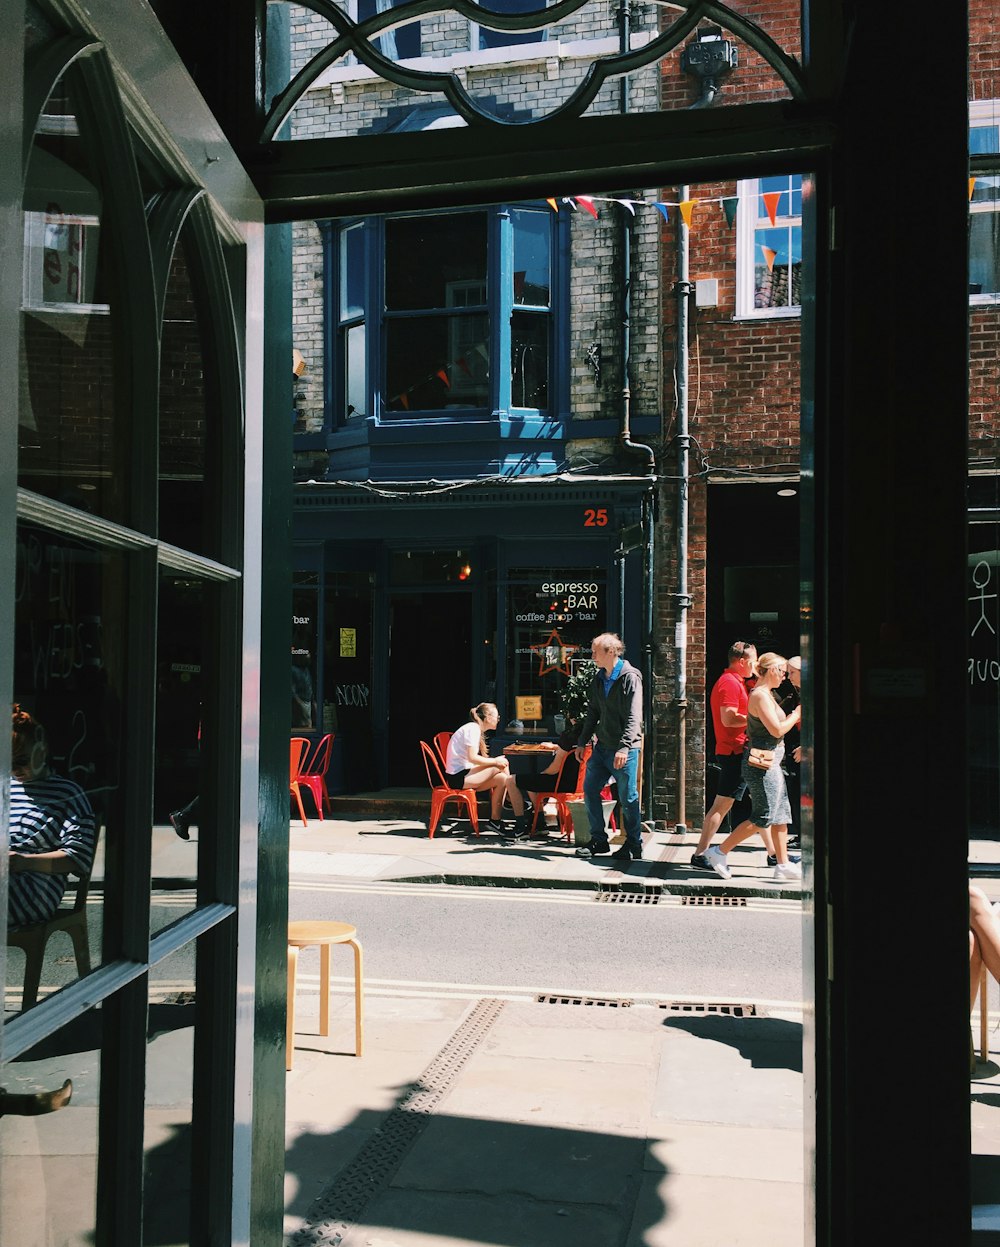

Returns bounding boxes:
[773,861,802,881]
[704,845,731,880]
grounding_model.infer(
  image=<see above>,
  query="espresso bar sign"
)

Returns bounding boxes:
[514,580,604,626]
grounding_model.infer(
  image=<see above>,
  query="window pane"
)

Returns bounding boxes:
[971,124,1000,154]
[389,549,472,586]
[340,225,365,321]
[385,214,487,310]
[158,224,214,557]
[754,226,802,309]
[386,314,489,411]
[357,0,420,60]
[143,946,196,1245]
[506,571,606,727]
[153,573,205,934]
[345,322,366,418]
[7,525,124,1009]
[758,174,801,219]
[971,212,1000,295]
[292,576,319,731]
[20,72,123,521]
[512,208,550,307]
[0,1017,100,1244]
[478,0,547,50]
[511,311,548,409]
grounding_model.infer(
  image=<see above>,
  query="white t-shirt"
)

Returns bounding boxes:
[446,721,482,774]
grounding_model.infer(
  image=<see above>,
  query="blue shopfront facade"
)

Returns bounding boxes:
[292,476,652,789]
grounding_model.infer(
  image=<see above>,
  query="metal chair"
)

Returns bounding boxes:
[8,871,92,1010]
[290,736,310,826]
[530,746,591,843]
[432,731,452,768]
[298,732,335,819]
[420,740,481,838]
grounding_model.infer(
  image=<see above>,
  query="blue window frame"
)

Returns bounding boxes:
[323,205,568,428]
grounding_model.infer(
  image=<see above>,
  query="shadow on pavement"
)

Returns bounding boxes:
[285,1103,665,1247]
[662,1015,803,1074]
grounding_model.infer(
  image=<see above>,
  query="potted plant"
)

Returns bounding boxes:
[559,660,596,728]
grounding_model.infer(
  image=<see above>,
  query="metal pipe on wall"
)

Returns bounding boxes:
[674,185,692,831]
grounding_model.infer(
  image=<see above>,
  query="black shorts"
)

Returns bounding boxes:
[714,753,748,801]
[445,768,469,790]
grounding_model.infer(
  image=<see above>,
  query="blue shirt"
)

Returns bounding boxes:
[600,658,624,697]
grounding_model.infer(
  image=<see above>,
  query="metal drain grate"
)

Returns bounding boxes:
[659,1001,758,1017]
[596,890,661,904]
[681,894,748,907]
[536,994,633,1008]
[289,997,505,1245]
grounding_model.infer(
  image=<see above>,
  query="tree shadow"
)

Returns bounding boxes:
[662,1014,803,1074]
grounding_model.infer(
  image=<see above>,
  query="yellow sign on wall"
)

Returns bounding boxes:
[340,627,357,657]
[515,695,543,721]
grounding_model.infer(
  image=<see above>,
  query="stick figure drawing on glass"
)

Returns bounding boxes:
[971,560,997,637]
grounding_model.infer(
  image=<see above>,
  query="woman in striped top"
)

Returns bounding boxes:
[7,705,96,930]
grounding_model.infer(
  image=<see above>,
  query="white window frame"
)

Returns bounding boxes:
[735,175,803,321]
[970,99,1000,306]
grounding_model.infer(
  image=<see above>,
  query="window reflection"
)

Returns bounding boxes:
[0,1016,101,1245]
[20,72,122,521]
[152,573,204,932]
[158,226,214,557]
[144,947,195,1246]
[6,525,123,1011]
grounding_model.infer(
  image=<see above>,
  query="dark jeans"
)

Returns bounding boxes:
[584,743,642,854]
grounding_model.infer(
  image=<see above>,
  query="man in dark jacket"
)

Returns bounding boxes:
[574,632,644,863]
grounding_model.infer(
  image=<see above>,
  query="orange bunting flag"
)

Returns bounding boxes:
[761,246,778,273]
[575,196,599,219]
[398,393,410,410]
[455,356,472,377]
[678,199,697,228]
[762,191,781,227]
[435,368,451,388]
[970,177,977,200]
[546,198,559,212]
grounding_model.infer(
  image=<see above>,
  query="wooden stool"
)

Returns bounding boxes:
[287,920,364,1070]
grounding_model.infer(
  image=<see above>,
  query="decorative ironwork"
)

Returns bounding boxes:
[263,0,807,140]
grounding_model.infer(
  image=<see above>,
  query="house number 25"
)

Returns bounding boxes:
[583,508,609,527]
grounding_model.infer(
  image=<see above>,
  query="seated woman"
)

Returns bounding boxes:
[444,703,529,838]
[970,884,1000,1010]
[8,705,96,930]
[517,724,581,838]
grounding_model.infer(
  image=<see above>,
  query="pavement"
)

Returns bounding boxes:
[148,798,1000,1246]
[276,797,808,1246]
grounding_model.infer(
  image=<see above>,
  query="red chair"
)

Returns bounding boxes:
[530,746,591,843]
[433,731,452,769]
[298,732,335,819]
[290,737,310,827]
[420,740,480,838]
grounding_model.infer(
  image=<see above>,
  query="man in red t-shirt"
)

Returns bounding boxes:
[691,641,762,869]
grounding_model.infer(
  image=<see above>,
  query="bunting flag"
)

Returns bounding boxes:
[722,197,739,228]
[971,177,978,200]
[435,368,451,388]
[455,356,473,377]
[761,245,778,272]
[654,202,670,222]
[679,199,697,228]
[398,392,410,410]
[575,195,599,219]
[762,190,782,227]
[546,197,558,211]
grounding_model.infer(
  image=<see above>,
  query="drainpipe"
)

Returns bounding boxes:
[674,186,693,832]
[616,0,657,817]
